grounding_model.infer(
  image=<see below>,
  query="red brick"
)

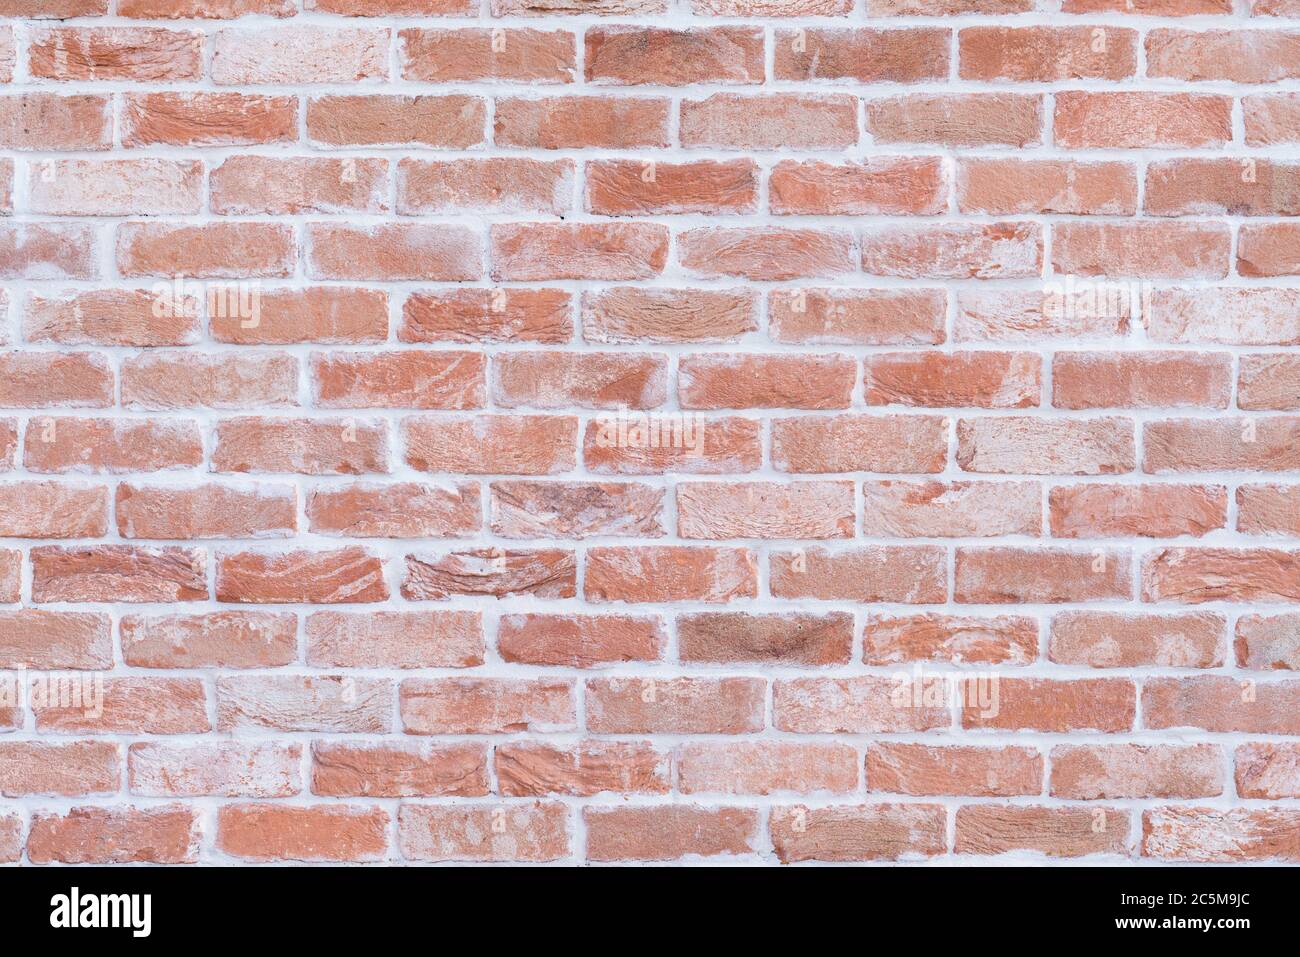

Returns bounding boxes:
[122,92,296,146]
[1049,483,1226,539]
[1146,418,1300,474]
[1054,92,1231,148]
[0,93,111,150]
[768,288,945,346]
[0,610,111,669]
[957,159,1137,215]
[1144,547,1300,604]
[31,544,206,603]
[121,353,297,410]
[211,156,388,215]
[1052,221,1230,279]
[1245,93,1300,145]
[495,96,668,148]
[681,94,857,149]
[218,675,393,733]
[1051,744,1223,799]
[772,805,946,863]
[0,224,98,280]
[219,804,388,863]
[29,27,202,81]
[1053,352,1231,410]
[585,805,755,862]
[312,742,488,797]
[869,744,1042,797]
[1063,0,1228,10]
[31,159,202,216]
[587,160,758,215]
[777,28,947,81]
[957,805,1128,857]
[306,95,484,148]
[400,28,574,82]
[212,417,389,475]
[1239,223,1300,277]
[494,352,666,409]
[129,742,301,798]
[862,223,1042,280]
[0,739,118,796]
[0,481,108,538]
[401,288,570,344]
[1147,289,1300,345]
[770,545,946,602]
[678,741,858,795]
[211,26,388,84]
[309,0,474,14]
[676,480,853,539]
[497,613,664,667]
[309,224,479,282]
[962,678,1135,732]
[116,221,294,278]
[677,611,853,665]
[20,416,197,475]
[25,289,197,347]
[587,26,763,85]
[217,548,389,604]
[585,546,757,603]
[1147,28,1300,82]
[1050,610,1225,668]
[312,351,484,410]
[679,354,855,410]
[492,480,663,539]
[1236,743,1300,798]
[956,546,1131,603]
[34,677,209,734]
[867,94,1042,147]
[1238,484,1300,536]
[400,158,570,215]
[865,352,1040,408]
[864,613,1038,665]
[775,676,948,733]
[957,416,1135,475]
[404,414,576,474]
[586,676,764,733]
[1143,807,1300,862]
[680,227,856,280]
[491,223,667,281]
[403,548,576,600]
[772,414,947,474]
[496,741,668,796]
[120,0,292,16]
[121,610,296,668]
[582,287,756,343]
[211,288,388,345]
[307,610,483,668]
[29,806,198,864]
[960,26,1136,81]
[1236,612,1300,670]
[1146,159,1300,216]
[400,678,575,734]
[1142,675,1300,734]
[862,480,1041,537]
[400,802,569,863]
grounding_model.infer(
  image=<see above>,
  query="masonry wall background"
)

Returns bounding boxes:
[0,0,1298,865]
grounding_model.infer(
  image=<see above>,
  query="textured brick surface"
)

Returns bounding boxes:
[0,0,1297,867]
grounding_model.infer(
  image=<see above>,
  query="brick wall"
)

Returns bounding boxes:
[1,0,1299,865]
